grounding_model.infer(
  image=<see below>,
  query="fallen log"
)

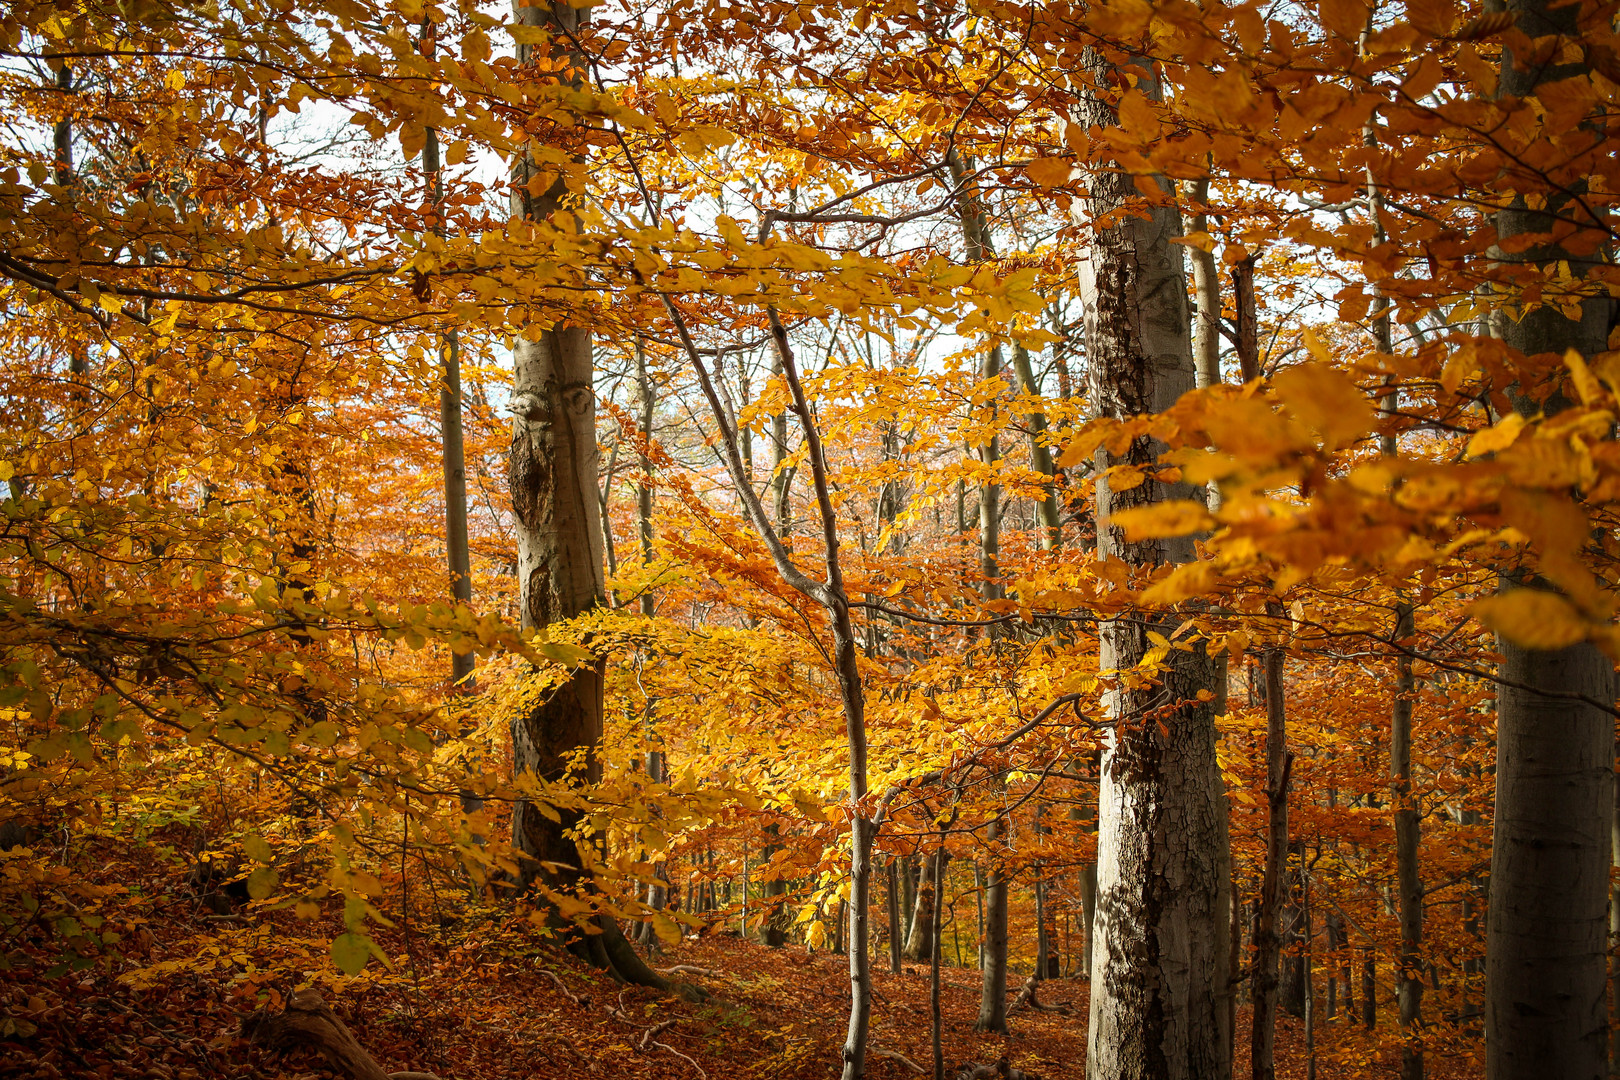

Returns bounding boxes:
[241,988,440,1080]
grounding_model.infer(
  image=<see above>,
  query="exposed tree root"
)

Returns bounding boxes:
[240,989,441,1080]
[872,1047,926,1073]
[1007,974,1072,1015]
[953,1058,1043,1080]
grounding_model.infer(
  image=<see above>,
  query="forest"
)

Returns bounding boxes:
[0,0,1616,1076]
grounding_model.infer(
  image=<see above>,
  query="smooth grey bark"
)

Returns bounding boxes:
[1250,640,1290,1080]
[1485,0,1616,1074]
[1489,643,1613,1079]
[1079,49,1232,1080]
[976,818,1010,1034]
[1185,177,1222,392]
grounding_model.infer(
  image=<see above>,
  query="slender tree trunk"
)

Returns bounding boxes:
[1232,256,1258,382]
[419,39,474,696]
[902,854,918,939]
[1362,950,1376,1030]
[977,818,1010,1034]
[948,153,1060,550]
[975,860,986,969]
[1391,603,1424,1080]
[888,855,904,973]
[1485,1,1616,1075]
[1080,48,1232,1080]
[1303,867,1317,1080]
[1186,176,1222,392]
[1250,640,1291,1080]
[931,845,947,1080]
[1611,754,1620,1074]
[1326,912,1343,1020]
[1034,874,1053,980]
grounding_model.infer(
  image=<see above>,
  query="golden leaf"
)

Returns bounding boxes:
[1471,590,1589,650]
[1465,413,1524,458]
[1025,157,1076,187]
[1110,500,1215,540]
[1271,363,1375,450]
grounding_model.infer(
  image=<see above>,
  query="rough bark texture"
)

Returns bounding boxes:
[1231,257,1258,383]
[507,314,606,890]
[1484,0,1616,1075]
[1079,50,1232,1080]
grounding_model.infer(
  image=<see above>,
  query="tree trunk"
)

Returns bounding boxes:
[1080,48,1232,1080]
[1391,603,1423,1080]
[1362,949,1376,1030]
[1250,641,1291,1080]
[948,152,1060,551]
[906,849,947,961]
[1079,848,1099,978]
[931,845,947,1080]
[977,819,1010,1034]
[1185,177,1222,393]
[1034,874,1054,981]
[1485,1,1616,1075]
[420,71,474,695]
[504,0,676,997]
[1488,643,1614,1079]
[888,855,904,973]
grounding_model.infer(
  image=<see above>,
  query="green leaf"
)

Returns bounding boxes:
[331,933,371,976]
[242,834,273,864]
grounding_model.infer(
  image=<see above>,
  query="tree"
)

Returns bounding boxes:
[1484,0,1617,1071]
[1076,44,1232,1080]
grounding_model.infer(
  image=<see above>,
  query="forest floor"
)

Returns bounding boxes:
[1,883,1482,1080]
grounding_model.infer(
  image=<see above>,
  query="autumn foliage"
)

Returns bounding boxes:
[1,0,1617,1075]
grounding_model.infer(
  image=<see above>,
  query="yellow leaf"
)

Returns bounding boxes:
[1110,500,1215,540]
[1108,464,1147,491]
[1271,363,1375,450]
[1465,412,1524,458]
[1025,157,1075,187]
[1471,590,1589,650]
[651,912,681,945]
[1117,89,1158,139]
[1140,562,1218,605]
[1565,348,1601,406]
